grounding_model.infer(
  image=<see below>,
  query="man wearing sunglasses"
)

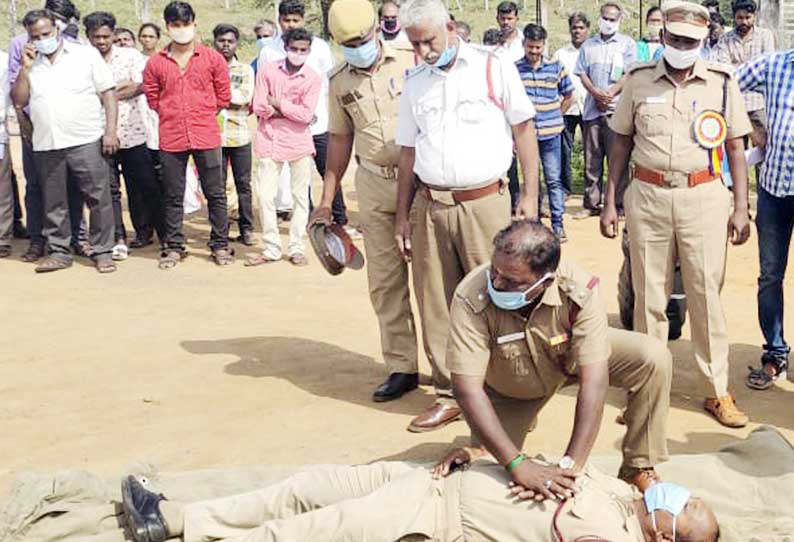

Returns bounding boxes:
[445,219,672,498]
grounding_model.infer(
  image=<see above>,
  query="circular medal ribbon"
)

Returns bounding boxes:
[692,110,727,149]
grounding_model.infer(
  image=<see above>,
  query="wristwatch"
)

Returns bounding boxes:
[559,455,576,470]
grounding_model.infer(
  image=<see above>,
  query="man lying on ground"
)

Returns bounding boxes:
[121,448,719,542]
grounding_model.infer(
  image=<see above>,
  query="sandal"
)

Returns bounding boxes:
[244,253,279,267]
[0,246,10,258]
[158,250,184,270]
[746,358,788,391]
[35,256,72,273]
[289,253,308,266]
[211,247,235,266]
[22,243,46,263]
[95,254,117,274]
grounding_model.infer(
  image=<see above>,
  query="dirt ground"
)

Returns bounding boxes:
[2,134,793,502]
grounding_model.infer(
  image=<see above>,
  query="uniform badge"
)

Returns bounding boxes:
[692,110,728,175]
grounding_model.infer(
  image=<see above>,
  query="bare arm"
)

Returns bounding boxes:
[115,80,144,101]
[100,88,120,155]
[512,119,540,219]
[560,92,573,114]
[725,137,751,245]
[599,132,633,238]
[394,145,417,261]
[11,44,36,109]
[308,132,354,226]
[564,361,609,466]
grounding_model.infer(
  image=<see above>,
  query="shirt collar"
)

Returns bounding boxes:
[596,32,620,44]
[652,56,709,83]
[539,276,563,307]
[278,58,307,77]
[161,43,201,58]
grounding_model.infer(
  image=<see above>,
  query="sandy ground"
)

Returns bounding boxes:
[2,134,794,502]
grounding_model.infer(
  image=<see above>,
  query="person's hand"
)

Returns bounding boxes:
[394,213,412,262]
[508,461,578,502]
[267,94,281,110]
[432,446,485,479]
[728,209,751,245]
[308,205,332,228]
[21,43,37,69]
[102,133,120,155]
[514,196,538,221]
[599,203,619,238]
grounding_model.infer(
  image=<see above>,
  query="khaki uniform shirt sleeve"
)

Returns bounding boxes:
[328,74,354,136]
[608,73,636,136]
[569,286,610,367]
[446,295,492,377]
[724,73,753,139]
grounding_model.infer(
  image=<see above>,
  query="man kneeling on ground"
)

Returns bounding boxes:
[121,453,719,542]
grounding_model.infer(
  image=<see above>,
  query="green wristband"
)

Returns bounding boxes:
[505,453,528,473]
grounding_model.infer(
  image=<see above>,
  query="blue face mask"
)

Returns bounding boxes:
[256,36,273,50]
[341,38,379,69]
[34,34,61,55]
[643,482,691,541]
[427,33,458,69]
[486,270,553,311]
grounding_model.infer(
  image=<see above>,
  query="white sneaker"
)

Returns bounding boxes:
[112,243,129,261]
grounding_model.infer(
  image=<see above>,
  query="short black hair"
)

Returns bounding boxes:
[455,20,471,34]
[279,0,305,18]
[568,11,590,27]
[163,1,195,24]
[84,11,116,33]
[496,0,518,15]
[702,0,721,8]
[523,23,546,41]
[732,0,757,13]
[482,27,503,45]
[213,23,239,39]
[378,0,399,17]
[115,27,135,40]
[710,11,726,25]
[646,5,661,19]
[23,9,56,28]
[44,0,77,20]
[138,22,161,38]
[493,220,561,275]
[283,26,312,46]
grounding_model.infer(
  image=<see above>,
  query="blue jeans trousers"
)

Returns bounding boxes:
[538,135,565,230]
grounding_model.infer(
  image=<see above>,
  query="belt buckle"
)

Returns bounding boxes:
[663,171,687,189]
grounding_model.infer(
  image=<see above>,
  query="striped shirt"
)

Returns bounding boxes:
[737,50,794,197]
[515,58,574,140]
[714,27,775,112]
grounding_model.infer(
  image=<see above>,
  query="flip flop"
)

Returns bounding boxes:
[289,253,308,266]
[244,253,279,266]
[211,248,235,266]
[158,250,184,270]
[95,254,117,274]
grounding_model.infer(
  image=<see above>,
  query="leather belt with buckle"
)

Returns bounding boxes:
[419,179,504,204]
[633,164,720,188]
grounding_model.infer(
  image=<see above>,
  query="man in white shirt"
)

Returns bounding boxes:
[554,11,590,195]
[258,0,351,231]
[394,0,539,432]
[380,0,410,43]
[0,49,12,258]
[12,9,118,273]
[496,0,524,63]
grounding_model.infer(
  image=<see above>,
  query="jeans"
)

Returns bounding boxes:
[756,186,794,359]
[22,138,88,248]
[311,132,347,225]
[115,143,165,243]
[537,135,565,231]
[222,144,254,234]
[160,148,229,251]
[560,115,582,195]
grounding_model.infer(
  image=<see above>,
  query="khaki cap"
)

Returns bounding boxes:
[662,0,710,40]
[329,0,377,43]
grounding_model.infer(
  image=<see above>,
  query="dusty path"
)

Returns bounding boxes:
[2,137,793,499]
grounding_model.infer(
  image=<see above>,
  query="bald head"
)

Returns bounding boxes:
[677,498,720,542]
[492,220,560,275]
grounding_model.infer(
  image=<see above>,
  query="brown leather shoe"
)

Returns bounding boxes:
[704,395,748,428]
[407,403,461,433]
[618,465,661,492]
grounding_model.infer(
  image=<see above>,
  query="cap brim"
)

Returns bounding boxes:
[308,223,345,276]
[666,22,708,40]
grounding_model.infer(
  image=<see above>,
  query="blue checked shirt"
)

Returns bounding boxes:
[737,50,794,197]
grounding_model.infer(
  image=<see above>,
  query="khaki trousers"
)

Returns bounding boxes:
[356,167,418,375]
[182,463,438,542]
[470,328,671,469]
[412,187,512,404]
[254,156,312,259]
[625,178,732,397]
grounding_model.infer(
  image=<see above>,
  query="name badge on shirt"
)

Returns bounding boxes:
[497,332,525,345]
[549,333,570,347]
[645,96,667,104]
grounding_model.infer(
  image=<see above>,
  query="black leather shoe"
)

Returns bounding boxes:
[13,221,29,239]
[237,230,256,246]
[372,372,419,402]
[121,475,170,542]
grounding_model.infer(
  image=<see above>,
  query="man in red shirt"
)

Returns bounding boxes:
[143,0,234,269]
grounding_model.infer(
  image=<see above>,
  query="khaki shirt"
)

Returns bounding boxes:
[328,40,415,167]
[609,58,752,173]
[447,260,610,400]
[454,460,644,542]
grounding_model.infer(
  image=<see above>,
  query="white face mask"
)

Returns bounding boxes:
[599,17,620,35]
[286,50,308,67]
[663,43,702,69]
[168,24,195,44]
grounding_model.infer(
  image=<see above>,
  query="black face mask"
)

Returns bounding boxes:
[382,18,399,32]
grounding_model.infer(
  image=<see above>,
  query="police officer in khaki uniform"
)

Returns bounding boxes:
[309,0,420,402]
[394,0,540,432]
[121,455,719,542]
[447,220,672,494]
[600,0,753,428]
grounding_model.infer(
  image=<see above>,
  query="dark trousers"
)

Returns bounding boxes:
[507,155,520,211]
[582,115,629,211]
[12,170,23,224]
[0,153,12,245]
[115,143,164,243]
[311,132,347,225]
[222,144,254,234]
[560,114,582,195]
[23,138,88,248]
[160,147,228,251]
[33,139,114,259]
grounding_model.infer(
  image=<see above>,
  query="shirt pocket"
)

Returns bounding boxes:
[494,338,534,377]
[414,96,443,131]
[531,327,576,378]
[457,94,490,123]
[342,96,379,128]
[636,102,671,137]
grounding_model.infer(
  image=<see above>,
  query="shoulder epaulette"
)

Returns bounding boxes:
[706,61,735,76]
[627,60,657,74]
[329,60,349,79]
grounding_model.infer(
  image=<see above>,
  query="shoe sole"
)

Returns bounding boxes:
[121,477,151,542]
[372,383,419,403]
[406,414,462,433]
[703,407,748,428]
